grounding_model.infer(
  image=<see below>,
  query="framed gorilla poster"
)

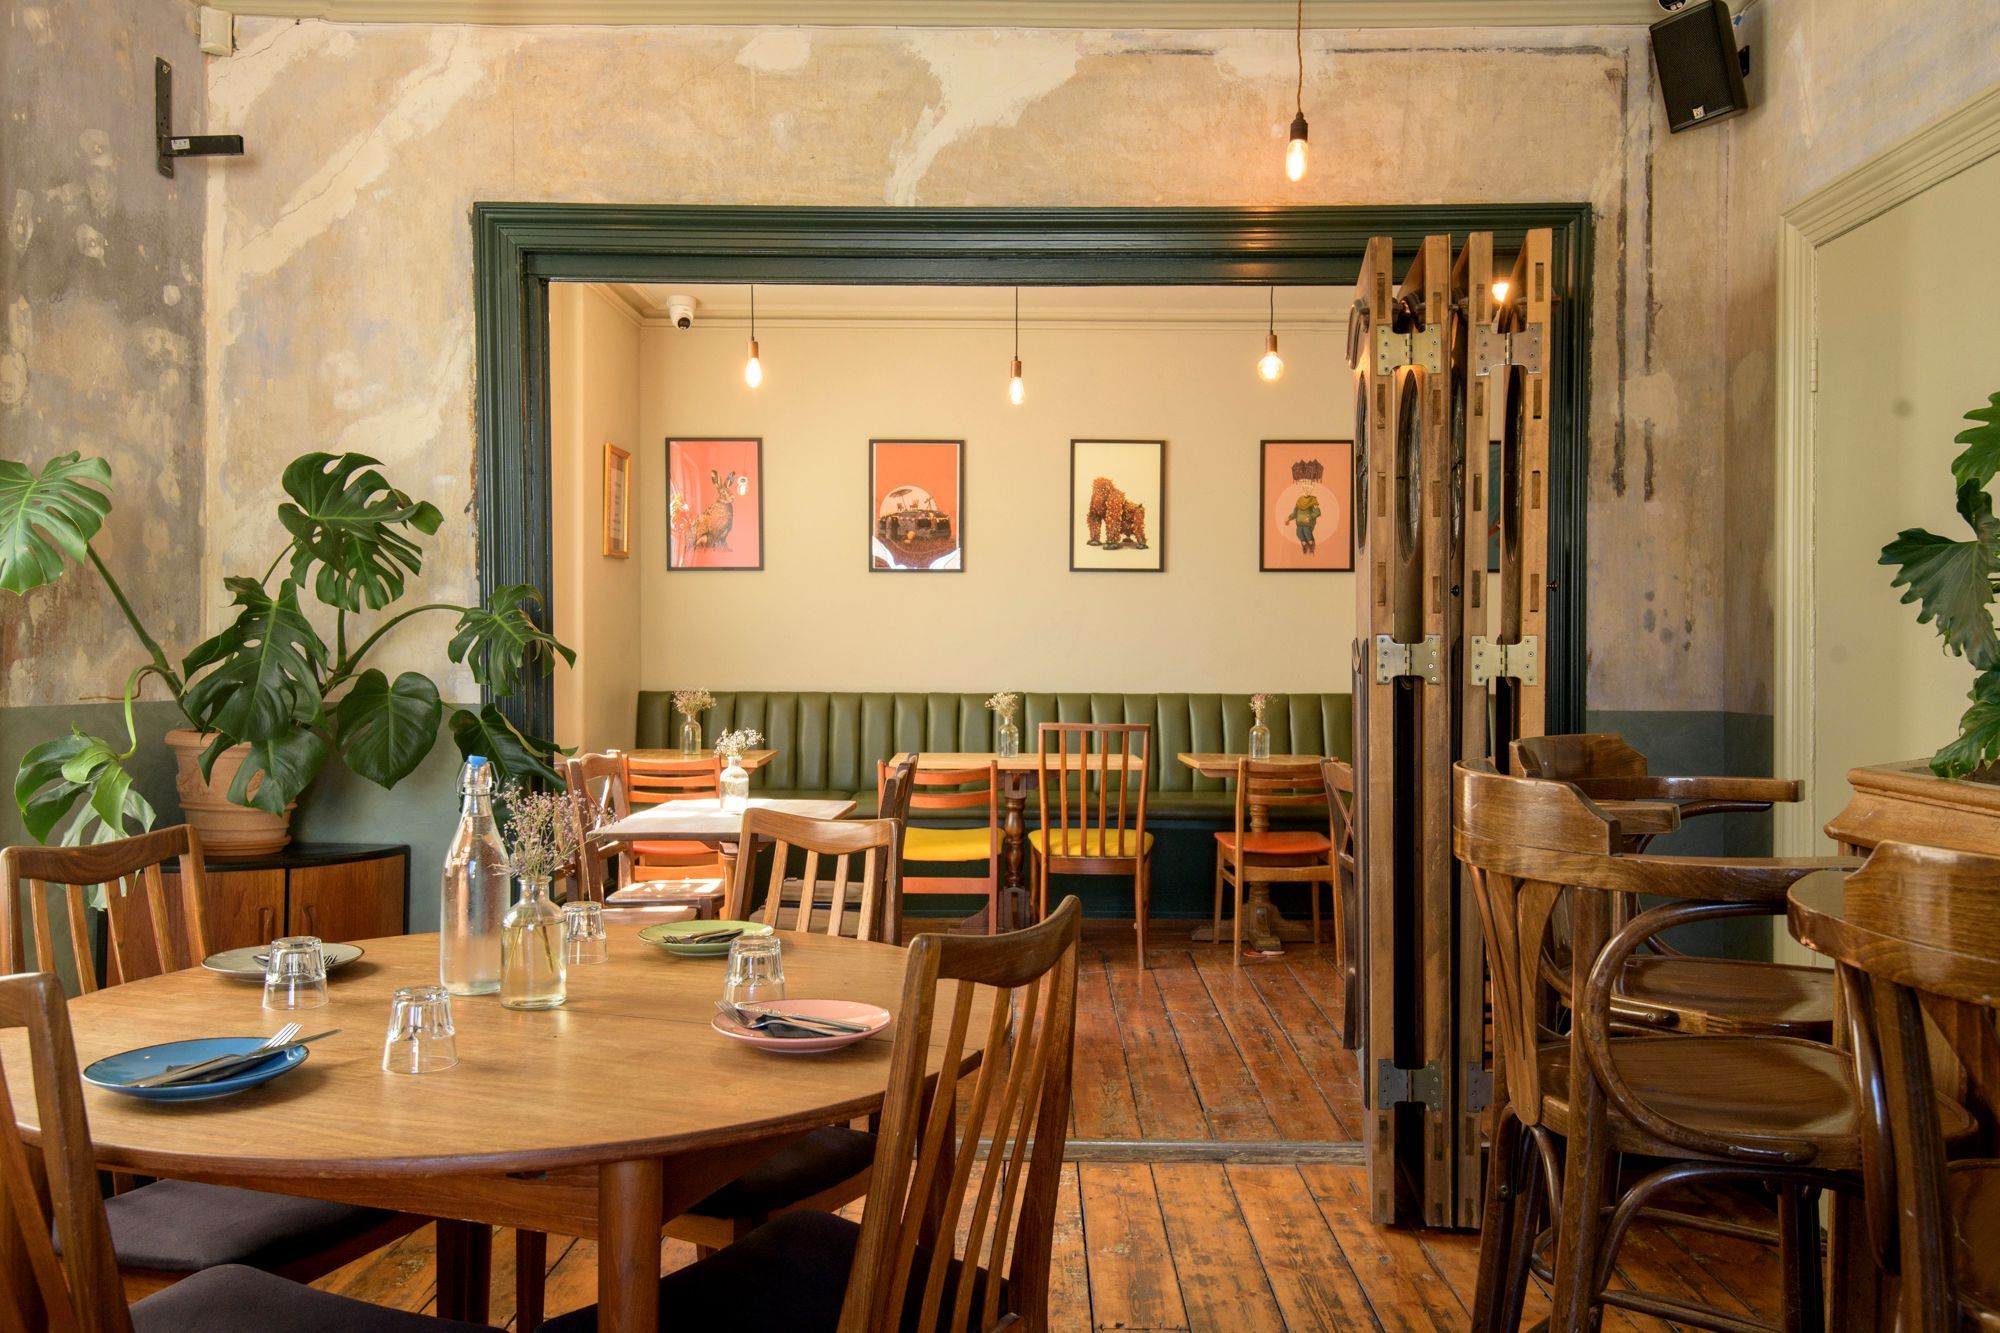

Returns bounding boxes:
[1069,438,1164,573]
[1259,439,1354,572]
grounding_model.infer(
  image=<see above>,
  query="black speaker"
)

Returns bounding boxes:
[1650,1,1748,132]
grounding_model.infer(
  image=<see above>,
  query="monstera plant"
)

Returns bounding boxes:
[1882,390,2000,778]
[1,449,570,848]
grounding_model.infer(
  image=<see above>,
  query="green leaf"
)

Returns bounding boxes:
[333,670,442,789]
[1881,481,2000,670]
[13,728,156,847]
[448,585,574,693]
[182,578,329,742]
[225,726,330,814]
[277,452,443,612]
[1949,391,2000,496]
[0,452,112,595]
[449,704,564,787]
[1932,670,2000,778]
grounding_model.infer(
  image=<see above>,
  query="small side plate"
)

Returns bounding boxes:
[202,942,365,981]
[637,919,773,958]
[83,1037,308,1103]
[711,1000,892,1055]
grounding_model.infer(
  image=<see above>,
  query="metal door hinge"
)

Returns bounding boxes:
[1374,634,1443,685]
[1469,634,1540,686]
[1375,325,1443,374]
[1473,322,1544,377]
[1376,1059,1444,1111]
[1464,1063,1494,1113]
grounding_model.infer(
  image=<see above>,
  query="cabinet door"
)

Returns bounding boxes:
[289,854,407,943]
[162,867,286,959]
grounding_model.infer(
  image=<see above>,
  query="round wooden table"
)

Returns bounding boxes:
[0,930,984,1331]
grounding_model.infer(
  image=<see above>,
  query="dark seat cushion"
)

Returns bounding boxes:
[688,1126,876,1219]
[541,1208,1007,1333]
[103,1180,397,1273]
[132,1263,500,1332]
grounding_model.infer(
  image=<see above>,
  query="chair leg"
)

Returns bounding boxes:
[1472,1108,1532,1333]
[515,1229,547,1331]
[1135,858,1150,971]
[1231,866,1245,967]
[1211,851,1226,949]
[1310,874,1322,948]
[1778,1184,1826,1333]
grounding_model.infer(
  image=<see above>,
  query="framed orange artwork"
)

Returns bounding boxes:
[1259,439,1353,572]
[602,442,631,558]
[666,437,763,571]
[870,438,963,572]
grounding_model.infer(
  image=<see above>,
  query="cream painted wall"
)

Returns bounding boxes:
[634,300,1352,693]
[548,283,643,750]
[1808,150,2000,844]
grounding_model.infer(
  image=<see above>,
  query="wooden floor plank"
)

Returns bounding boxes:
[1073,953,1143,1139]
[1299,1164,1467,1333]
[1188,947,1349,1141]
[1228,1164,1384,1332]
[1077,1163,1191,1332]
[1099,951,1211,1141]
[1148,952,1280,1140]
[1049,1162,1094,1330]
[1257,952,1365,1135]
[1150,1164,1287,1333]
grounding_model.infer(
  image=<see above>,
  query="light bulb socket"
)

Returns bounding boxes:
[746,337,760,359]
[1264,331,1280,356]
[1010,356,1023,379]
[1288,112,1309,144]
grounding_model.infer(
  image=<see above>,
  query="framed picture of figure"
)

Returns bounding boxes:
[1070,439,1164,572]
[1259,439,1354,572]
[666,438,763,571]
[602,443,632,559]
[869,438,964,572]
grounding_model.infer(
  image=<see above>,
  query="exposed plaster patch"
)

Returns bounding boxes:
[736,29,810,72]
[885,31,1081,206]
[162,284,181,305]
[9,190,33,253]
[80,128,115,169]
[74,223,106,262]
[209,18,358,115]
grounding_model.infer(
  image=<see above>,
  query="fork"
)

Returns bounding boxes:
[129,1022,301,1089]
[716,1001,869,1035]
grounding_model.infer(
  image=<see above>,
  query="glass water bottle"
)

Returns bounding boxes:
[501,876,568,1010]
[440,756,508,995]
[679,715,703,754]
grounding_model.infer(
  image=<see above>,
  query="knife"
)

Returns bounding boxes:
[128,1030,340,1089]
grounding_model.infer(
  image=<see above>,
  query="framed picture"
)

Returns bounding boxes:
[666,438,763,571]
[1069,439,1164,572]
[601,443,632,558]
[870,438,964,572]
[1259,439,1354,572]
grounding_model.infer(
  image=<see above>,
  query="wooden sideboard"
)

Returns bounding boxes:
[1824,761,2000,856]
[163,841,410,955]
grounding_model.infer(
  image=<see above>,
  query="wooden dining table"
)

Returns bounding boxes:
[627,747,777,773]
[593,795,856,846]
[0,930,984,1331]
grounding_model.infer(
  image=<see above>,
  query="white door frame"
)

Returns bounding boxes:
[1772,84,2000,858]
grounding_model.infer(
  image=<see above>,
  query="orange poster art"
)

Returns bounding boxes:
[666,438,763,571]
[1260,440,1353,572]
[870,439,963,572]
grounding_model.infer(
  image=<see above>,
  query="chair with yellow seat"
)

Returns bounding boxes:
[876,756,1002,935]
[1029,721,1152,967]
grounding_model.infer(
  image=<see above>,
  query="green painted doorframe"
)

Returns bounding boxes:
[470,202,1593,737]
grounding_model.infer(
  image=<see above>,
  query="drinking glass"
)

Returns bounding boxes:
[382,984,458,1075]
[261,935,328,1010]
[563,901,609,965]
[724,935,786,1005]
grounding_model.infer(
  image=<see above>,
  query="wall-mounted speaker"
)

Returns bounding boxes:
[1650,0,1748,133]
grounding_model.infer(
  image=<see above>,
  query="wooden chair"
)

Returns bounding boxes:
[0,970,502,1333]
[1513,733,1835,1040]
[1450,760,1964,1333]
[539,896,1084,1333]
[0,829,423,1303]
[1029,722,1151,968]
[727,808,901,943]
[623,750,730,881]
[564,752,722,922]
[1812,841,2000,1332]
[1211,759,1339,968]
[1323,758,1361,1047]
[879,757,1002,936]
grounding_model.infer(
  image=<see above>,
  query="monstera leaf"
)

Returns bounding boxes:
[278,452,443,612]
[448,585,574,694]
[333,670,442,789]
[14,729,157,846]
[449,704,564,786]
[0,452,112,595]
[181,577,328,753]
[1882,479,2000,671]
[1930,669,2000,779]
[211,724,331,815]
[1949,391,2000,494]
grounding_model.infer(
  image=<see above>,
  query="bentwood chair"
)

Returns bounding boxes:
[541,895,1083,1333]
[1513,733,1835,1040]
[0,830,422,1302]
[1322,758,1361,1047]
[1451,761,1971,1333]
[878,757,1002,936]
[564,752,722,921]
[0,971,501,1333]
[1211,759,1339,968]
[1807,841,2000,1331]
[1029,722,1151,968]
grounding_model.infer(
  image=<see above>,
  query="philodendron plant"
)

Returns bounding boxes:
[1882,390,2000,778]
[0,449,572,845]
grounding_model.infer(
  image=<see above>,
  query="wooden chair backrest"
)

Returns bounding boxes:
[839,896,1082,1333]
[564,753,630,903]
[0,970,133,1333]
[1323,757,1357,879]
[875,755,920,828]
[1034,723,1149,861]
[729,809,900,942]
[0,828,212,990]
[1511,732,1648,781]
[625,753,720,807]
[1231,759,1330,838]
[1820,840,2000,1329]
[880,759,999,824]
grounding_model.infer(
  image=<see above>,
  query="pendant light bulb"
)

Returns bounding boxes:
[1008,357,1026,406]
[1258,333,1285,382]
[1285,113,1309,183]
[742,284,763,388]
[1491,279,1511,304]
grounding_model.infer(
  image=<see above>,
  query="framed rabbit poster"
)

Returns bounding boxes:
[665,438,763,571]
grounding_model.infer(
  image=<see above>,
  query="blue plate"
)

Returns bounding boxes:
[83,1037,309,1103]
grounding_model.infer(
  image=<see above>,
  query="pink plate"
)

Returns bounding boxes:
[711,999,893,1054]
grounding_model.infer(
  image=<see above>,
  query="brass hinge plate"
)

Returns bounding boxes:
[1473,322,1544,377]
[1374,634,1443,685]
[1375,1059,1444,1112]
[1375,325,1443,374]
[1464,1063,1494,1113]
[1469,634,1540,686]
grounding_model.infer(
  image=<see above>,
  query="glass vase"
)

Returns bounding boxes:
[996,718,1021,759]
[720,753,751,813]
[679,715,703,755]
[1248,719,1272,760]
[500,876,567,1011]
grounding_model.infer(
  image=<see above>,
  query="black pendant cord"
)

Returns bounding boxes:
[1295,0,1304,118]
[1013,287,1020,358]
[749,284,756,340]
[1268,285,1276,337]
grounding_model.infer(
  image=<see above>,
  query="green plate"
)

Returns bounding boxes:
[636,919,773,957]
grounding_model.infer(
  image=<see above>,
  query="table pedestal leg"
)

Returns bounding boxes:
[434,1218,492,1323]
[599,1157,664,1333]
[1001,775,1029,930]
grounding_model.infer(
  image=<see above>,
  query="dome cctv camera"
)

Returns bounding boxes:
[665,294,697,329]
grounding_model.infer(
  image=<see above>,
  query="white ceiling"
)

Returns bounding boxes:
[600,281,1354,328]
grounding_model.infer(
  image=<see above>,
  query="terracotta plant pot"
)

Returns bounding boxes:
[164,728,295,858]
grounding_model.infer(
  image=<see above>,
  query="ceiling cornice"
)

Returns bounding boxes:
[207,1,1664,28]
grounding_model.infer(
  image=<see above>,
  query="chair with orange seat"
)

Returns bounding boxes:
[625,750,730,879]
[1210,759,1341,967]
[876,757,1002,935]
[563,751,725,920]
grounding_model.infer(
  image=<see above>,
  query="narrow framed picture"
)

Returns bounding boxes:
[665,438,763,571]
[870,438,964,572]
[601,442,632,559]
[1259,439,1354,572]
[1070,439,1164,573]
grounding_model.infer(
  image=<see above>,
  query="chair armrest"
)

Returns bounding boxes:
[1573,775,1803,806]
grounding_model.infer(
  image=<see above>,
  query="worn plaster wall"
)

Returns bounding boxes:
[1721,0,2000,716]
[201,19,1733,718]
[0,0,206,712]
